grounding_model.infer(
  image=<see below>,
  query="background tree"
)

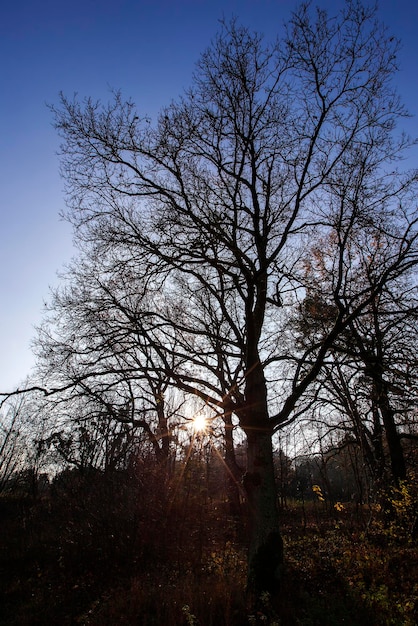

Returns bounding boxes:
[35,253,190,477]
[0,392,51,496]
[0,397,28,493]
[297,220,418,485]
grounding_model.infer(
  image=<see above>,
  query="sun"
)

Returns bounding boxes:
[192,414,207,433]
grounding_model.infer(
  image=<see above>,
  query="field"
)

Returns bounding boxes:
[1,470,417,625]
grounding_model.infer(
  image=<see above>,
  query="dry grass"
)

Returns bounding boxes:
[1,471,417,625]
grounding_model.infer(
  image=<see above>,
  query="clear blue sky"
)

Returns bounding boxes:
[1,0,417,391]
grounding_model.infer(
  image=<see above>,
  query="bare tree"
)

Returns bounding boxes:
[34,254,188,474]
[297,224,418,485]
[47,2,418,596]
[0,398,27,492]
[0,392,50,495]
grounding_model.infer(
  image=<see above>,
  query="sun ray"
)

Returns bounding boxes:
[192,414,207,433]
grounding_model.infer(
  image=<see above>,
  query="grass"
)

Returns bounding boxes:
[1,472,417,625]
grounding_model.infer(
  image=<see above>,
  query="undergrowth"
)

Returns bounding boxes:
[1,471,417,625]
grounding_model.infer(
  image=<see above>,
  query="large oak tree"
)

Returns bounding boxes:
[48,2,418,596]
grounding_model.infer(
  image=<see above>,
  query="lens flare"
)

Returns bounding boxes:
[193,414,207,433]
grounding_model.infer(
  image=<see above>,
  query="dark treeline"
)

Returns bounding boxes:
[1,423,418,624]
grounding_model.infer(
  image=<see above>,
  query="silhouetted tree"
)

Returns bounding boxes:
[47,2,418,597]
[296,254,418,485]
[34,256,189,475]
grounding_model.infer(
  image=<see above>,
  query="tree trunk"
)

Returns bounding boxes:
[223,409,244,517]
[374,376,406,483]
[371,399,385,480]
[243,427,283,598]
[241,308,283,599]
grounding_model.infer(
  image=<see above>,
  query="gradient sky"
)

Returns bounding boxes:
[1,0,417,392]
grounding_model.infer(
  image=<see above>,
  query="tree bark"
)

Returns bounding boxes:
[223,410,243,517]
[241,290,284,598]
[371,399,385,480]
[243,426,283,598]
[374,375,406,483]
